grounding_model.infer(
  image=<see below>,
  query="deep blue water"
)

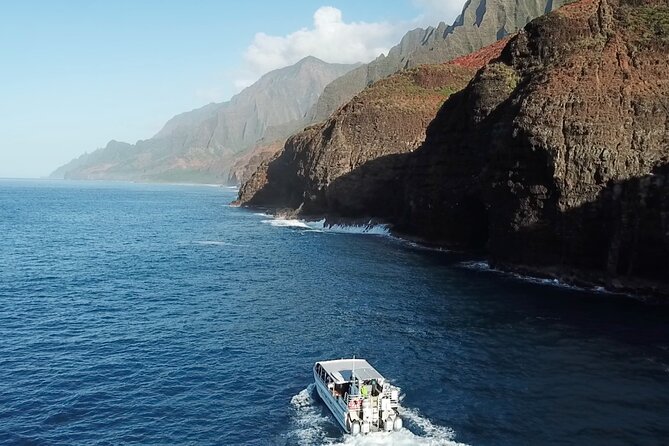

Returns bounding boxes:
[1,179,668,446]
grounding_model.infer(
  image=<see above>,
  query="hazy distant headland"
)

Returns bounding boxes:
[52,0,565,186]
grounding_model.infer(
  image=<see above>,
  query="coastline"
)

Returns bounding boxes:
[242,204,669,303]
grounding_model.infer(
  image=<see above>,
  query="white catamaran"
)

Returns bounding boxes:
[313,358,403,435]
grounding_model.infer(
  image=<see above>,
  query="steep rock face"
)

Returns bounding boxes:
[227,140,284,186]
[308,0,568,123]
[307,27,439,123]
[406,0,569,67]
[240,0,669,295]
[398,0,669,293]
[236,46,507,212]
[52,57,357,183]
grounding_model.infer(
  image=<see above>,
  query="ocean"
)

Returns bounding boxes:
[1,179,667,445]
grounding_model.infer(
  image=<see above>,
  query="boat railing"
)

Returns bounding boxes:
[341,386,399,408]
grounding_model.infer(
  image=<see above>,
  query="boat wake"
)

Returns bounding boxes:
[285,384,332,445]
[286,385,468,446]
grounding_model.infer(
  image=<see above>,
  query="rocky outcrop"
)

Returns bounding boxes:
[227,140,284,186]
[397,0,669,295]
[240,0,669,296]
[308,0,568,123]
[236,43,506,211]
[52,57,358,183]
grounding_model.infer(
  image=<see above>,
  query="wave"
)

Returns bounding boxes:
[286,385,468,446]
[458,260,586,290]
[263,219,315,230]
[318,222,390,236]
[328,430,468,446]
[261,217,390,236]
[286,384,332,445]
[457,261,629,296]
[192,240,247,248]
[194,240,228,246]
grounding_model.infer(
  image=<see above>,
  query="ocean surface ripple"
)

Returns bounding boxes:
[1,180,668,445]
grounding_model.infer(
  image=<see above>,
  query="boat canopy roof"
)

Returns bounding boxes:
[317,359,384,384]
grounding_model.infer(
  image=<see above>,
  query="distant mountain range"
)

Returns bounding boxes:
[52,0,565,184]
[51,57,357,183]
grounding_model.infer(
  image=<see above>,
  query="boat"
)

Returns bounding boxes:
[313,358,403,435]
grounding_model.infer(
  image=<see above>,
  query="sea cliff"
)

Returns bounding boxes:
[238,0,669,297]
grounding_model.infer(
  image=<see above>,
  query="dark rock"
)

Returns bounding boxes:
[400,0,669,295]
[240,0,669,297]
[238,62,484,215]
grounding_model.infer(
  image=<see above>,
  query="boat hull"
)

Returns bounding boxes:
[314,371,350,433]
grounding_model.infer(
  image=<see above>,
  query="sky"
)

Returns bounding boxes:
[0,0,465,178]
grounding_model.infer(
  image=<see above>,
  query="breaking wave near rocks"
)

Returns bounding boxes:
[261,217,391,236]
[284,386,469,446]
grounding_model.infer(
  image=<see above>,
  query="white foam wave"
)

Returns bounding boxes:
[458,260,584,290]
[458,261,492,271]
[194,240,228,246]
[263,218,315,229]
[287,384,331,445]
[193,240,247,248]
[318,222,390,236]
[328,429,467,446]
[457,261,625,295]
[399,407,464,444]
[287,386,468,446]
[262,217,390,236]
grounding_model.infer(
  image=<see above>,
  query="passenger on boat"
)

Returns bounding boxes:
[371,379,382,396]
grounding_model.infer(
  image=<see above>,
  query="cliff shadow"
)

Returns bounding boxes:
[315,152,413,220]
[488,162,669,295]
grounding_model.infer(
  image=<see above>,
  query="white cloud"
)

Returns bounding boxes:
[236,6,407,90]
[412,0,466,24]
[222,2,468,97]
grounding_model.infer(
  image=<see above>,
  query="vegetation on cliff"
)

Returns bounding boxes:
[236,58,494,213]
[239,0,669,297]
[309,0,568,123]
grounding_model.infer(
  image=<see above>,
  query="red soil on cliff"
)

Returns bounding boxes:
[449,35,514,69]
